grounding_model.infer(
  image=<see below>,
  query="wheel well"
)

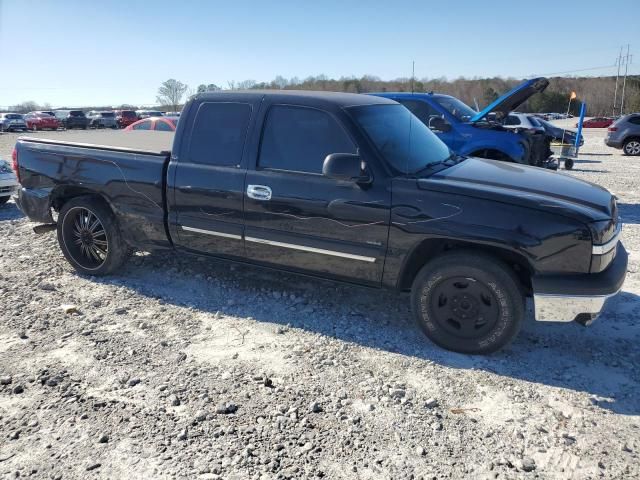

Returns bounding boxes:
[50,187,113,215]
[470,149,513,162]
[398,238,533,294]
[624,136,640,144]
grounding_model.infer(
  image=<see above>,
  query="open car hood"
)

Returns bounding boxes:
[470,77,549,123]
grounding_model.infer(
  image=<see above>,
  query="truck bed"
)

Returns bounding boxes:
[19,130,174,155]
[16,132,173,250]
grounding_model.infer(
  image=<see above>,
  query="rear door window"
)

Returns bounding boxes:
[258,105,356,174]
[397,99,444,129]
[156,120,173,131]
[504,115,521,125]
[188,102,252,167]
[132,120,151,130]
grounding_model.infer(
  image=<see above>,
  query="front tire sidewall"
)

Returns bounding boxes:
[412,255,524,354]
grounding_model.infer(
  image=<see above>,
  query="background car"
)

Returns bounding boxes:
[124,116,178,132]
[530,116,584,146]
[136,110,164,119]
[114,110,138,128]
[605,113,640,156]
[579,117,614,128]
[86,111,118,129]
[503,113,546,134]
[164,111,181,116]
[24,112,60,131]
[54,110,89,129]
[0,113,28,132]
[0,158,18,206]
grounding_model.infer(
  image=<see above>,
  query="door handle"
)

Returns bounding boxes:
[247,184,272,201]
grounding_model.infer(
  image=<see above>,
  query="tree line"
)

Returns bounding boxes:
[7,75,639,117]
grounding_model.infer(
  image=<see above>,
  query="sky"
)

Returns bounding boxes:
[0,0,638,107]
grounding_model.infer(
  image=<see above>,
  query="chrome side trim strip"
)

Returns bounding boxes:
[592,222,622,255]
[245,236,376,263]
[181,226,242,240]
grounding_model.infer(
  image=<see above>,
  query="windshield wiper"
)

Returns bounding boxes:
[411,154,467,176]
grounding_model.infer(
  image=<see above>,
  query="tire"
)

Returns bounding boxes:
[411,251,524,354]
[564,158,574,170]
[623,138,640,156]
[82,126,88,130]
[0,196,9,206]
[57,196,129,276]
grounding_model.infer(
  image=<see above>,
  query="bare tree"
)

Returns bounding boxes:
[156,79,189,111]
[10,100,40,113]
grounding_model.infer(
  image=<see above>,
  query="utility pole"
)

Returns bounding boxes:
[620,44,632,115]
[411,61,415,94]
[612,46,623,116]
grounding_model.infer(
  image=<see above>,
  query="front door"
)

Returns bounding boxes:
[243,103,390,285]
[168,98,259,258]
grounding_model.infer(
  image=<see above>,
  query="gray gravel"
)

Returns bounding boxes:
[1,128,639,479]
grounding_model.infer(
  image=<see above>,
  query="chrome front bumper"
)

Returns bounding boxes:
[534,290,621,324]
[532,243,628,325]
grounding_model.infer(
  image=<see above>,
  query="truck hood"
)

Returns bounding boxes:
[470,77,549,123]
[418,158,615,223]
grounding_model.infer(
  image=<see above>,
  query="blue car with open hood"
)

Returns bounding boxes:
[371,77,555,168]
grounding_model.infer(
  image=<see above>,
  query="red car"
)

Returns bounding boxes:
[24,112,60,131]
[124,116,178,132]
[578,117,614,128]
[115,110,138,128]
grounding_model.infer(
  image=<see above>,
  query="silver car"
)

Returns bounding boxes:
[0,159,18,206]
[0,113,28,132]
[605,113,640,156]
[86,111,118,129]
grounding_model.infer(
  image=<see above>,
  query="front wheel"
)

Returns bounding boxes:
[623,139,640,156]
[411,251,524,354]
[57,197,129,276]
[0,196,9,206]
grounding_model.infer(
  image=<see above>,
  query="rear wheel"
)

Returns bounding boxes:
[623,138,640,156]
[57,197,129,276]
[411,252,524,354]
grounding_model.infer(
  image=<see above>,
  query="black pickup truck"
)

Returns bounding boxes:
[13,91,627,354]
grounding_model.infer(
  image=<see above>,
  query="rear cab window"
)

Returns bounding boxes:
[258,105,356,174]
[188,102,252,167]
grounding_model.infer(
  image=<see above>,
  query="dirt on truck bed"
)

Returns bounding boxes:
[0,128,639,479]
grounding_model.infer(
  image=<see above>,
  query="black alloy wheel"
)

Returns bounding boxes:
[61,206,109,270]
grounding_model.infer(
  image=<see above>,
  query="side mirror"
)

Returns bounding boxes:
[429,116,451,132]
[322,153,371,183]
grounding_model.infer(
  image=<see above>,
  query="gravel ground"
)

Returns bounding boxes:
[0,127,639,480]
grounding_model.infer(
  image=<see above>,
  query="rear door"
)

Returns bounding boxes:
[242,101,390,285]
[168,95,261,259]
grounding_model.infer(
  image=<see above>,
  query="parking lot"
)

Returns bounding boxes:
[0,126,639,479]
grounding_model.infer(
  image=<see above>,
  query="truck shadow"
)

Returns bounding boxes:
[89,251,640,416]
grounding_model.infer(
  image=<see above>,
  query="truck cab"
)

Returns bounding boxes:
[371,77,553,167]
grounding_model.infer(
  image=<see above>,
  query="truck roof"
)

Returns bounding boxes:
[195,90,398,108]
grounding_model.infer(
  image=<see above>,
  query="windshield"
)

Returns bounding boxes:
[349,104,451,174]
[433,96,477,122]
[100,112,115,117]
[5,114,22,119]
